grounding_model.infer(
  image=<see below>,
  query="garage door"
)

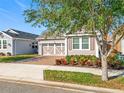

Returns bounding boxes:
[42,43,65,56]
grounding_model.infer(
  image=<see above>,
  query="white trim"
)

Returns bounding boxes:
[2,32,35,41]
[1,32,13,39]
[65,34,93,37]
[65,37,68,55]
[13,38,35,41]
[14,39,16,55]
[54,43,56,54]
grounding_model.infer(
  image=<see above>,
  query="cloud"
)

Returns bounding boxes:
[14,0,27,10]
[0,8,9,13]
[0,8,17,22]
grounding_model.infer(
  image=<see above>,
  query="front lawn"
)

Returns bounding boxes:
[44,70,124,90]
[0,54,38,63]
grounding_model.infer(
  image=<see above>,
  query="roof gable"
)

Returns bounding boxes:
[3,29,39,40]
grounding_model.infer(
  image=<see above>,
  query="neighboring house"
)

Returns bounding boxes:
[37,29,99,57]
[0,28,38,55]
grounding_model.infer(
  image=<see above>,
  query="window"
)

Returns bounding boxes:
[0,40,1,49]
[73,37,79,49]
[32,42,38,48]
[32,42,35,48]
[3,40,7,49]
[82,36,89,49]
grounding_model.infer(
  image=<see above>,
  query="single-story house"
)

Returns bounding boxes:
[37,29,99,57]
[0,28,38,55]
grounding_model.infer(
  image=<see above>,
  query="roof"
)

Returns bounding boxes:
[3,29,38,40]
[37,28,94,40]
[66,28,93,35]
[37,31,65,40]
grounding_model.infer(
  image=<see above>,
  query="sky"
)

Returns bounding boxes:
[0,0,46,35]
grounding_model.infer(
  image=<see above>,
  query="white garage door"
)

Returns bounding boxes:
[42,43,65,56]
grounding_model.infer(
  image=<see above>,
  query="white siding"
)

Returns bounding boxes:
[14,39,37,55]
[0,33,13,55]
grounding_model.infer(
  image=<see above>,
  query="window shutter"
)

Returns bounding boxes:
[90,37,95,50]
[68,37,72,50]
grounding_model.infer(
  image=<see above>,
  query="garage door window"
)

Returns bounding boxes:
[49,44,54,46]
[56,43,61,46]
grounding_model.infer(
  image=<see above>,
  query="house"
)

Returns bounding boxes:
[37,29,99,57]
[0,28,38,55]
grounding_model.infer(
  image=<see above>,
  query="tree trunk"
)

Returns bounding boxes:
[101,55,108,81]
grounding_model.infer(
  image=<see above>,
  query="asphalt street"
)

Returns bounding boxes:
[0,79,111,93]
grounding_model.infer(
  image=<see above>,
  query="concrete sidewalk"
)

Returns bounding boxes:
[0,63,123,81]
[0,63,44,80]
[0,63,123,93]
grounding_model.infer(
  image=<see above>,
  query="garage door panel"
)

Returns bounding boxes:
[48,46,54,55]
[55,46,61,55]
[42,43,65,56]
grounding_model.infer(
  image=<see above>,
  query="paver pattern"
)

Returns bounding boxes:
[17,56,64,65]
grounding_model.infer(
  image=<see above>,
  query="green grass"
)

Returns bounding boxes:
[44,70,124,90]
[0,54,38,62]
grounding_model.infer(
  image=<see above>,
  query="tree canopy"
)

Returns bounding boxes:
[25,0,124,33]
[24,0,124,81]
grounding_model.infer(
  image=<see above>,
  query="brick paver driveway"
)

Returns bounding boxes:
[18,56,64,65]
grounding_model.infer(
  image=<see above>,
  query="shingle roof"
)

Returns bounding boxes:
[3,29,38,40]
[37,31,65,39]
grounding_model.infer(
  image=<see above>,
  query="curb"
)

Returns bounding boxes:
[0,76,123,93]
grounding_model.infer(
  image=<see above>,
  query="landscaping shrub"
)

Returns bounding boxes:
[56,59,61,65]
[70,56,78,65]
[108,54,123,70]
[79,55,87,65]
[55,54,123,69]
[65,55,71,64]
[6,52,11,56]
[61,58,68,65]
[0,52,6,56]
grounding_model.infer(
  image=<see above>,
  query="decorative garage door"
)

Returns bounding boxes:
[42,43,65,56]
